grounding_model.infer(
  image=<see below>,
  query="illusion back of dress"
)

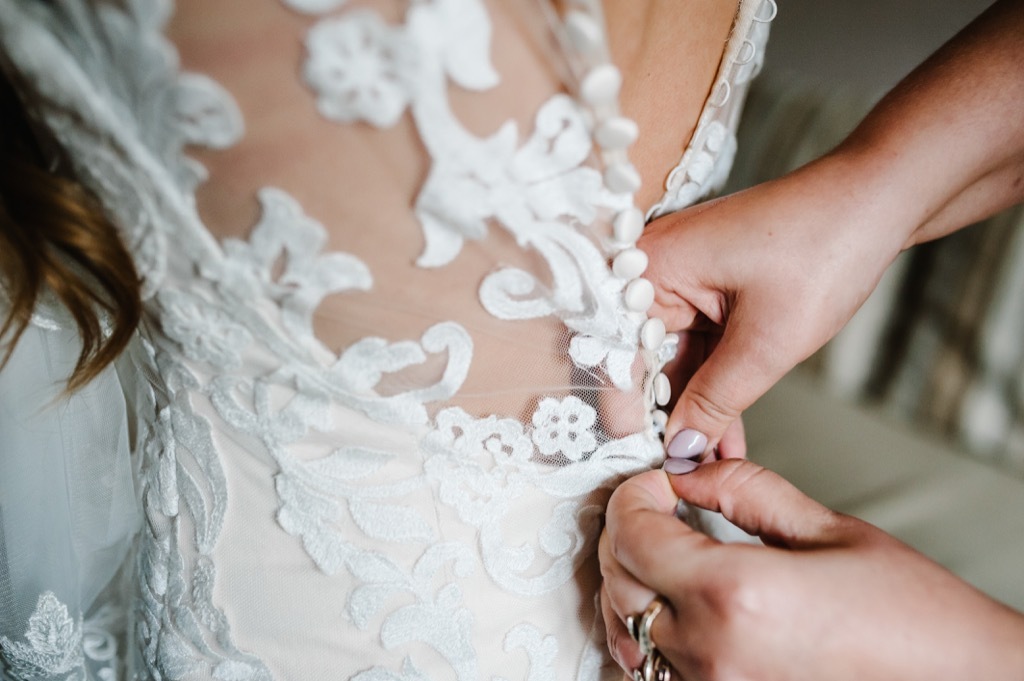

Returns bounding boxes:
[0,1,772,679]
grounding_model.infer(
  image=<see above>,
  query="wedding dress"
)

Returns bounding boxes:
[0,1,772,679]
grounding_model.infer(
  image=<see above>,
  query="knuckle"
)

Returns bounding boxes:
[686,383,742,429]
[709,459,766,517]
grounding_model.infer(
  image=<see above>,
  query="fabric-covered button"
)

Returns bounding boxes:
[612,248,648,280]
[653,410,668,429]
[654,373,671,406]
[595,117,638,150]
[565,11,603,54]
[624,278,655,312]
[604,162,641,194]
[613,208,645,243]
[581,64,622,106]
[640,317,666,351]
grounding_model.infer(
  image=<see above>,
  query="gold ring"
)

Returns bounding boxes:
[637,596,666,658]
[625,613,642,643]
[635,650,671,681]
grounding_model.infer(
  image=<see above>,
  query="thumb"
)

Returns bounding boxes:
[665,305,790,454]
[668,459,842,548]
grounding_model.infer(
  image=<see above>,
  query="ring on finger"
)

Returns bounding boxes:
[633,651,672,681]
[625,613,642,643]
[637,596,666,657]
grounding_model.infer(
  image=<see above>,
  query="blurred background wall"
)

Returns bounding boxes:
[728,0,1024,474]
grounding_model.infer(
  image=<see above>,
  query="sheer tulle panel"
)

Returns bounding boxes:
[0,318,138,681]
[170,0,651,433]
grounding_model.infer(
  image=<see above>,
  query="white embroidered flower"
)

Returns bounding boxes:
[423,408,537,523]
[433,408,535,463]
[0,592,83,679]
[304,12,418,127]
[530,396,597,460]
[157,289,252,369]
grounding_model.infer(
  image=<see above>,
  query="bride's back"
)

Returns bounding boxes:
[0,1,772,679]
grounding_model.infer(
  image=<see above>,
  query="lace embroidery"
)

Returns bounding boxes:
[351,658,430,681]
[305,11,419,127]
[175,73,245,152]
[157,289,253,370]
[500,625,557,681]
[0,593,83,680]
[302,3,644,393]
[214,188,373,355]
[152,0,661,676]
[531,396,598,459]
[0,593,127,681]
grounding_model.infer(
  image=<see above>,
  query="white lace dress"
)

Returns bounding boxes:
[0,1,772,679]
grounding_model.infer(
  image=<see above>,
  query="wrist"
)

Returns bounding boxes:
[782,145,918,266]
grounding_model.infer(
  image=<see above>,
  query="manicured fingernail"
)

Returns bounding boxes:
[663,458,700,475]
[667,428,708,460]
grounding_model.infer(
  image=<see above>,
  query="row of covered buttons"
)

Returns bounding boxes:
[564,5,674,424]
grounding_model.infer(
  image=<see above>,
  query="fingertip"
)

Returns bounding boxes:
[662,457,700,475]
[664,387,737,460]
[666,428,707,460]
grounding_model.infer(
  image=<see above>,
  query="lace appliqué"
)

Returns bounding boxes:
[301,0,642,392]
[0,593,121,681]
[531,396,597,460]
[305,11,419,127]
[1,593,83,680]
[422,406,657,596]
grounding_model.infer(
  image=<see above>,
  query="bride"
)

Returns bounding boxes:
[0,1,773,679]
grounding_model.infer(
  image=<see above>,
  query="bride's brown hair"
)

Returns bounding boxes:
[0,58,142,392]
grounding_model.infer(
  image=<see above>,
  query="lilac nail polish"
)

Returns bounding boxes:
[663,458,700,475]
[667,428,708,460]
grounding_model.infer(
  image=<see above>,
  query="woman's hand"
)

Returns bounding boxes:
[642,154,908,453]
[641,0,1024,457]
[599,461,1024,680]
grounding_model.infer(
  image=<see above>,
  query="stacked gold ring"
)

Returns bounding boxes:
[626,597,671,681]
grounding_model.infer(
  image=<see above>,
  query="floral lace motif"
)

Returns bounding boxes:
[0,592,119,681]
[1,593,83,680]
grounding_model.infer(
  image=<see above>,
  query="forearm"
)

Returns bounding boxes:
[833,0,1024,249]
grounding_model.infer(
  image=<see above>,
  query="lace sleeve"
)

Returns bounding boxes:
[0,309,142,681]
